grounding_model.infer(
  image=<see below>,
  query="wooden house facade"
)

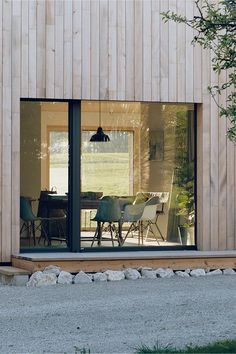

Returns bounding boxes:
[0,0,235,263]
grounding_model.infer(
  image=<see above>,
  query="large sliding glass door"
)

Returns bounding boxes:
[20,99,196,252]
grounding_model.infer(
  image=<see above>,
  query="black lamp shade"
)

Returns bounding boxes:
[90,127,110,142]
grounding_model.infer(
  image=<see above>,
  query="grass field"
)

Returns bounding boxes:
[136,339,236,353]
[50,152,131,196]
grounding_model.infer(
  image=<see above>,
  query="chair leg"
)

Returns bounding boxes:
[38,221,47,245]
[91,225,99,247]
[141,221,144,245]
[155,223,165,241]
[97,222,102,246]
[122,222,135,245]
[144,224,150,242]
[109,223,115,247]
[31,221,36,246]
[20,222,26,235]
[143,221,160,245]
[118,221,123,246]
[155,215,165,241]
[138,221,142,245]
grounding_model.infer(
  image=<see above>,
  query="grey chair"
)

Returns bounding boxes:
[121,196,161,245]
[146,192,169,242]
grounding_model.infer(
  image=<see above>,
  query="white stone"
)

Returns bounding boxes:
[93,272,107,282]
[105,270,125,281]
[206,269,222,276]
[26,271,43,287]
[141,269,157,279]
[190,269,206,277]
[156,268,175,278]
[43,265,61,276]
[175,271,190,278]
[124,268,141,280]
[74,271,92,284]
[26,271,57,287]
[223,268,236,275]
[57,271,73,284]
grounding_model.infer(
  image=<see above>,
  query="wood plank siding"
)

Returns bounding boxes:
[0,0,234,262]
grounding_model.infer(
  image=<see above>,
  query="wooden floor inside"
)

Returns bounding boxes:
[12,250,236,273]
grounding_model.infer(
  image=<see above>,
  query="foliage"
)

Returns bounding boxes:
[174,111,195,228]
[136,339,236,353]
[162,0,236,141]
[175,161,195,228]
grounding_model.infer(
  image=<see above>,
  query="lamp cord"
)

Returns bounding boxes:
[99,100,101,127]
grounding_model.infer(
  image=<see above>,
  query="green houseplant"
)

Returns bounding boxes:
[175,160,195,245]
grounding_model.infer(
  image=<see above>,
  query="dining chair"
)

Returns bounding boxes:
[91,196,122,247]
[20,196,47,246]
[37,192,67,244]
[146,192,170,242]
[20,196,66,246]
[139,196,161,244]
[121,196,161,245]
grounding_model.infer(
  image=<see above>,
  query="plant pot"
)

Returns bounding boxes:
[179,226,195,245]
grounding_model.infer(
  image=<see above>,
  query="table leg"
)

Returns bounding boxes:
[97,221,102,246]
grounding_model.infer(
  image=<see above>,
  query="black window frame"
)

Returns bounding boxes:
[20,98,197,253]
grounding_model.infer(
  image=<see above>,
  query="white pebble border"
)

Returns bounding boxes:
[26,266,236,287]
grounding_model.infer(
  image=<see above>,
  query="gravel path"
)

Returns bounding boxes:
[0,275,236,354]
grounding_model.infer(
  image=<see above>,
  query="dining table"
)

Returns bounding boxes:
[40,194,134,246]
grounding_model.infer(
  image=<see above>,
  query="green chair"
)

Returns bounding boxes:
[20,196,66,246]
[91,196,122,247]
[20,196,47,246]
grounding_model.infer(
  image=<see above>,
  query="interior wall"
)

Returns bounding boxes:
[40,102,68,190]
[20,102,41,205]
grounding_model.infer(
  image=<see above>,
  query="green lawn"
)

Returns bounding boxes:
[136,340,236,353]
[51,152,131,196]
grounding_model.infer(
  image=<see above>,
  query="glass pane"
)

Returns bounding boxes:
[80,101,195,249]
[49,131,68,194]
[20,101,69,249]
[81,130,133,195]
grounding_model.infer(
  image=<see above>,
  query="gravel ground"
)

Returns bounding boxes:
[0,275,236,354]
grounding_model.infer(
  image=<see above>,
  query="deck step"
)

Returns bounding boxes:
[0,266,30,286]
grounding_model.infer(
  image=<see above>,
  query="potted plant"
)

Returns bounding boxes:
[175,161,195,245]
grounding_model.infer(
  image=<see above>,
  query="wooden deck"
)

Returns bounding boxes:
[12,251,236,273]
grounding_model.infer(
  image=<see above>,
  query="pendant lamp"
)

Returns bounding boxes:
[90,101,110,142]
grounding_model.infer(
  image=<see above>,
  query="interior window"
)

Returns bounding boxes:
[81,130,134,196]
[49,130,68,194]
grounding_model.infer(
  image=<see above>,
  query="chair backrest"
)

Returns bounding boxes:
[123,202,145,222]
[140,191,169,213]
[20,196,36,222]
[93,196,122,222]
[140,196,160,221]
